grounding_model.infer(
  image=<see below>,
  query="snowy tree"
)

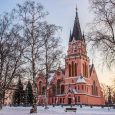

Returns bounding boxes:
[40,22,63,109]
[88,0,115,68]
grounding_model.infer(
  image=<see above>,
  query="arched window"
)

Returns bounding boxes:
[75,97,77,103]
[92,81,97,95]
[52,84,56,96]
[92,85,93,95]
[96,86,98,96]
[85,62,88,77]
[93,81,96,95]
[39,81,42,95]
[72,61,74,76]
[69,64,71,77]
[82,85,84,90]
[85,62,86,77]
[83,64,85,76]
[57,80,61,94]
[78,96,80,102]
[61,85,64,94]
[60,98,62,103]
[42,86,45,95]
[75,63,77,76]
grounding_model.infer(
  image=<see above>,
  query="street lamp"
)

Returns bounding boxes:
[107,86,112,111]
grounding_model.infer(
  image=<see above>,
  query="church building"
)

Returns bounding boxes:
[35,8,105,105]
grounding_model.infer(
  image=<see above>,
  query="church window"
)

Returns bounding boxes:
[75,63,77,76]
[83,64,85,76]
[82,85,84,90]
[96,86,98,96]
[52,84,56,96]
[61,85,64,94]
[92,81,98,95]
[85,62,88,77]
[75,97,77,103]
[57,80,61,94]
[72,61,74,76]
[93,81,96,95]
[39,81,42,95]
[85,62,86,77]
[60,98,62,103]
[78,96,80,102]
[69,64,71,77]
[52,98,53,103]
[42,86,45,95]
[92,85,93,95]
[63,98,65,103]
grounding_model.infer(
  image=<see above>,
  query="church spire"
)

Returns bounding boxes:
[69,7,82,42]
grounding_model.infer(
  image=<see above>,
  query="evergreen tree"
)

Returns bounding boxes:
[24,81,33,105]
[13,78,24,105]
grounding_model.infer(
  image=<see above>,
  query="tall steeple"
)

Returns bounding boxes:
[69,30,72,42]
[69,7,82,42]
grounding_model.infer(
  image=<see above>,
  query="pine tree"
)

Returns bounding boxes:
[13,78,24,105]
[24,81,33,105]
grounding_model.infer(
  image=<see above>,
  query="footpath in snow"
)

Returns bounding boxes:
[0,105,115,115]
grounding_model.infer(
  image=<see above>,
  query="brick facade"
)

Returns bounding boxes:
[35,8,105,105]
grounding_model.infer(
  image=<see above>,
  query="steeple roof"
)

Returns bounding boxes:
[69,7,82,42]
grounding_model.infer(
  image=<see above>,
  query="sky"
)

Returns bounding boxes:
[0,0,114,85]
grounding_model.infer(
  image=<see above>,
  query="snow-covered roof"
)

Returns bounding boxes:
[76,76,86,84]
[48,72,55,83]
[67,88,77,94]
[72,88,77,94]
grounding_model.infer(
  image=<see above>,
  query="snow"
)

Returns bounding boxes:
[76,76,86,84]
[0,105,115,115]
[48,73,55,83]
[67,88,77,94]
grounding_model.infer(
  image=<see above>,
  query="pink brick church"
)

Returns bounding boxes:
[35,8,105,105]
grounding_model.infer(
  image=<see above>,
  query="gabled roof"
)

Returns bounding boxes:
[76,76,86,84]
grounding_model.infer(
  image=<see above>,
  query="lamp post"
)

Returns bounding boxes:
[108,86,112,104]
[26,87,28,106]
[107,86,112,110]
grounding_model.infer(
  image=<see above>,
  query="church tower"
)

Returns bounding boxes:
[36,7,105,106]
[65,8,90,82]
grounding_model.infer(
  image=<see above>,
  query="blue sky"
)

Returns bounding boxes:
[0,0,92,47]
[0,0,114,85]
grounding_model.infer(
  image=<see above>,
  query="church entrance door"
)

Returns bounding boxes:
[68,98,72,105]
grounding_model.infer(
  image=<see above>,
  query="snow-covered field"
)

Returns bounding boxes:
[0,105,115,115]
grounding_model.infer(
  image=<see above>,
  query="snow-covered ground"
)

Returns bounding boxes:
[0,105,115,115]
